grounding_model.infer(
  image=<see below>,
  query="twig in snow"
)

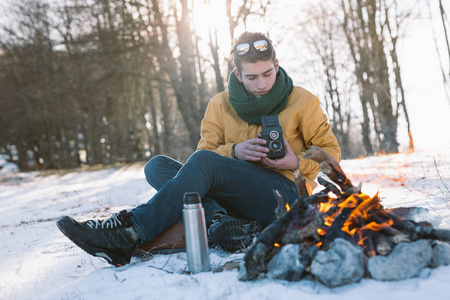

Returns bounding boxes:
[145,254,179,274]
[434,157,450,195]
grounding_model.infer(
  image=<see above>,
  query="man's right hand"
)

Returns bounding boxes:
[234,138,270,161]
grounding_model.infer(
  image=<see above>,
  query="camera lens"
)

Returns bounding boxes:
[269,140,282,152]
[269,130,279,140]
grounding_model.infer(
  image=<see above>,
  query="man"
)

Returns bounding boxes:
[57,32,340,267]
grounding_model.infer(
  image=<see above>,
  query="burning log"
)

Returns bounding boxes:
[240,146,450,284]
[240,172,323,280]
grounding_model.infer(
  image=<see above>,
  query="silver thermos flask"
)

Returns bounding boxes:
[183,192,211,273]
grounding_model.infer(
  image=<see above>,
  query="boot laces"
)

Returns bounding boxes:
[207,215,224,235]
[86,212,124,230]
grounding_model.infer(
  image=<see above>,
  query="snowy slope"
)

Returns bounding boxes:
[1,149,450,300]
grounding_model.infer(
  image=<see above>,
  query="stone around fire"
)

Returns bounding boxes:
[431,241,450,267]
[311,238,365,287]
[266,244,306,281]
[368,239,433,281]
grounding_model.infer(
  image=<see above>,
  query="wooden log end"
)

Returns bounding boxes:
[294,169,310,198]
[273,190,287,219]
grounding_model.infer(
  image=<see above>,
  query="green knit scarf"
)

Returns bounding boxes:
[228,66,294,125]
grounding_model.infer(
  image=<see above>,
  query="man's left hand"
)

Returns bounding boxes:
[261,140,299,171]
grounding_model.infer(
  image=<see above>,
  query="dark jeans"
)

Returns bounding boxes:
[131,150,299,243]
[142,154,226,223]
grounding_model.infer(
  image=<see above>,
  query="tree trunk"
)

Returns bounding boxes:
[151,0,201,150]
[175,0,202,149]
[383,0,413,150]
[341,0,399,154]
[158,77,174,157]
[209,27,225,93]
[439,0,450,77]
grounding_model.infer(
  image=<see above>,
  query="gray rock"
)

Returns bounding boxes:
[238,260,248,280]
[408,207,442,227]
[310,238,365,287]
[390,207,441,227]
[431,242,450,267]
[266,244,305,281]
[368,239,433,281]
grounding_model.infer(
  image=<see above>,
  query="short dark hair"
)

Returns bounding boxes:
[231,32,276,72]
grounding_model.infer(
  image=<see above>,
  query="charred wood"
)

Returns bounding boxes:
[317,177,343,197]
[384,227,411,244]
[242,183,328,280]
[321,195,364,250]
[240,145,450,283]
[373,233,393,256]
[369,213,411,244]
[241,197,304,281]
[273,190,288,219]
[365,236,377,257]
[304,146,354,191]
[281,211,324,245]
[391,219,450,242]
[294,170,310,198]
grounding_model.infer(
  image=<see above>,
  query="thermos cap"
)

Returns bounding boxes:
[183,192,201,205]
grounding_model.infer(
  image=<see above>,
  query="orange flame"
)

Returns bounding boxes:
[319,201,334,213]
[357,235,368,246]
[285,203,290,212]
[316,188,396,252]
[317,228,327,236]
[361,219,394,232]
[320,191,394,252]
[274,243,280,247]
[323,194,362,227]
[340,192,395,244]
[337,194,361,209]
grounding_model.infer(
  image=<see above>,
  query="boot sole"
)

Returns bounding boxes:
[56,216,131,267]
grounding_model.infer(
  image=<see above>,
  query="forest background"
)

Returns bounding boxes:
[0,0,449,171]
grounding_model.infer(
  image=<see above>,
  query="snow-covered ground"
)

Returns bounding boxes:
[1,149,450,300]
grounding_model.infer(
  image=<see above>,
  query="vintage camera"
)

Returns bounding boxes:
[258,115,286,159]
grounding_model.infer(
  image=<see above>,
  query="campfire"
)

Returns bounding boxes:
[239,146,450,287]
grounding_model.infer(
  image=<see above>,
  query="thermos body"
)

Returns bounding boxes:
[183,193,211,273]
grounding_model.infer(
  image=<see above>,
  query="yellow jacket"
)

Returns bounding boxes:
[196,86,341,190]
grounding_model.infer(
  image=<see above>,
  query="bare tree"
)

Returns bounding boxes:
[302,3,355,158]
[440,0,450,76]
[341,0,400,154]
[382,0,414,150]
[0,0,323,170]
[429,0,450,103]
[208,25,226,93]
[0,0,80,169]
[225,0,253,73]
[175,0,203,149]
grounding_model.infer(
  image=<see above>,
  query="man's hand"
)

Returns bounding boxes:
[261,140,299,170]
[234,138,270,161]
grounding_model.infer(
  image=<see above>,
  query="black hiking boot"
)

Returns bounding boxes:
[207,215,261,252]
[56,210,139,267]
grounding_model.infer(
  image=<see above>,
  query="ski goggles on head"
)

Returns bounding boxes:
[235,39,270,56]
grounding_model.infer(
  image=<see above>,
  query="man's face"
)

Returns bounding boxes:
[234,59,279,98]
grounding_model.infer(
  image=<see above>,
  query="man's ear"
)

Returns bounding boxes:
[274,59,279,73]
[233,67,243,82]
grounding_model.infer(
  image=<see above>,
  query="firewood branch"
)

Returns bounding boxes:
[304,146,354,191]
